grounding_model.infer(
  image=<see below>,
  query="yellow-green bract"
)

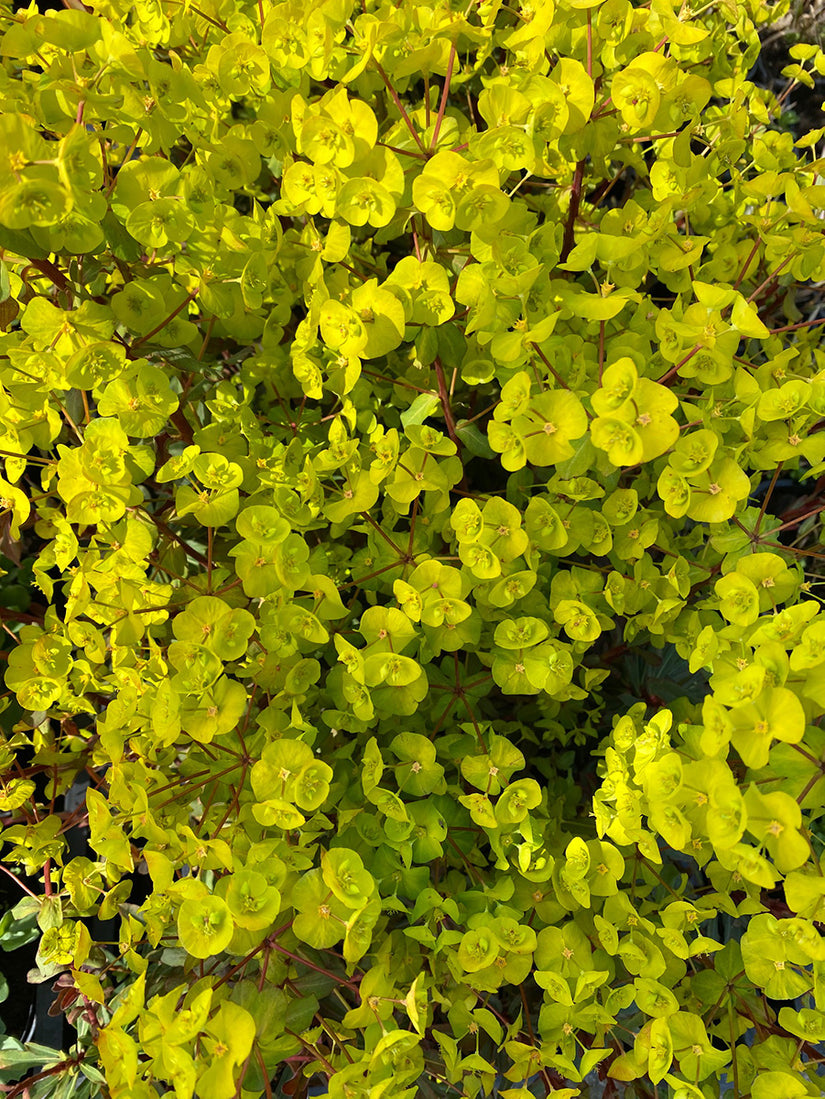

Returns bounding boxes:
[0,0,824,1097]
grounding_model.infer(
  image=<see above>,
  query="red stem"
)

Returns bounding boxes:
[754,462,783,537]
[431,43,457,151]
[373,61,427,155]
[732,236,761,291]
[770,316,825,335]
[657,342,701,385]
[775,502,825,533]
[132,290,198,348]
[3,1058,84,1099]
[271,942,361,990]
[530,341,576,396]
[434,355,461,447]
[0,863,38,898]
[746,252,795,303]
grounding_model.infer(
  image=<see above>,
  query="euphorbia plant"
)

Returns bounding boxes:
[1,0,825,1095]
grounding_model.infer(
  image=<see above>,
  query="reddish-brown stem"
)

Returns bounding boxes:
[461,695,486,751]
[144,512,209,566]
[0,607,45,624]
[3,1057,84,1099]
[257,947,271,995]
[233,686,255,762]
[630,130,686,143]
[770,317,825,335]
[776,503,825,533]
[434,355,461,447]
[427,694,459,741]
[431,43,457,151]
[407,496,419,558]
[373,61,427,155]
[757,281,786,318]
[592,97,614,119]
[746,252,795,303]
[160,0,229,30]
[774,77,799,111]
[147,767,211,798]
[0,448,52,465]
[462,400,500,425]
[559,161,585,263]
[759,538,825,561]
[412,219,423,262]
[797,769,823,805]
[271,942,360,989]
[337,560,405,591]
[197,314,216,360]
[530,341,574,395]
[657,343,701,385]
[234,1051,255,1099]
[0,862,38,899]
[153,761,242,810]
[447,834,483,884]
[132,290,198,348]
[732,236,761,291]
[255,1046,273,1099]
[336,260,368,282]
[292,393,308,436]
[701,970,746,1026]
[359,510,408,557]
[788,742,822,767]
[361,368,433,394]
[194,765,227,837]
[104,129,143,196]
[212,760,248,835]
[21,257,71,292]
[207,525,213,591]
[376,140,426,160]
[211,936,273,989]
[754,462,783,537]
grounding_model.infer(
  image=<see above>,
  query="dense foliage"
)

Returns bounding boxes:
[1,0,825,1095]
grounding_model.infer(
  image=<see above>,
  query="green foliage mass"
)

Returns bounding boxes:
[1,0,825,1095]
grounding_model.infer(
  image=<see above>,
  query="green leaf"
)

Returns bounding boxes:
[751,1072,809,1099]
[401,392,440,429]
